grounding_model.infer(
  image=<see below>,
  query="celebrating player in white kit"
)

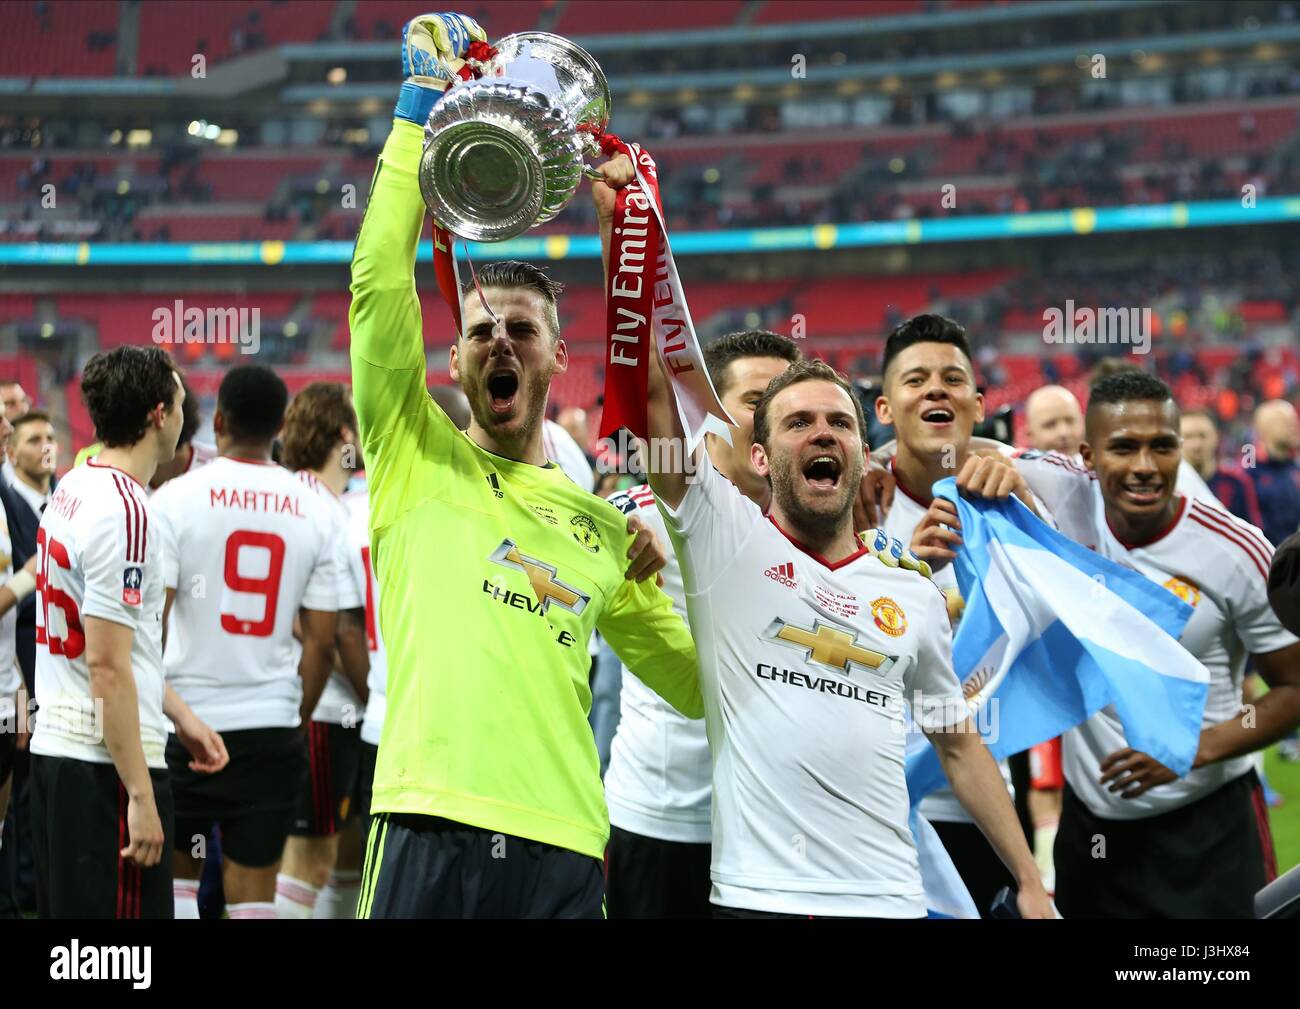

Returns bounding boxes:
[30,347,226,919]
[276,382,371,919]
[871,314,1037,913]
[593,163,1051,919]
[604,330,800,918]
[152,365,341,920]
[914,370,1300,917]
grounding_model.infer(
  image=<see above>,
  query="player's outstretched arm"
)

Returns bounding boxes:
[349,14,485,487]
[592,157,692,510]
[925,723,1054,918]
[297,607,340,727]
[86,616,164,868]
[599,576,702,719]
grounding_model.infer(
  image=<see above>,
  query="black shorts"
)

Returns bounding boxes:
[606,825,711,918]
[168,727,306,868]
[931,819,1015,919]
[1054,771,1275,918]
[359,813,605,919]
[31,754,173,919]
[290,721,361,837]
[0,729,14,790]
[355,740,378,827]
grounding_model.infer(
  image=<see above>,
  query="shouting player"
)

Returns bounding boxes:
[594,163,1051,919]
[604,330,800,918]
[153,365,342,920]
[349,13,700,919]
[276,382,371,919]
[30,347,226,919]
[871,314,1038,913]
[914,371,1300,916]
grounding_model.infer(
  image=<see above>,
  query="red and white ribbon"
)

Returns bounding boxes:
[597,135,733,449]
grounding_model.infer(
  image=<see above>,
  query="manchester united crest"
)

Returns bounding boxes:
[871,596,907,637]
[1162,575,1201,608]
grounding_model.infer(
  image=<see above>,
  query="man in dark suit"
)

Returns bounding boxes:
[0,410,55,917]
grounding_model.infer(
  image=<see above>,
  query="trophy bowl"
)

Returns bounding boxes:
[419,32,612,242]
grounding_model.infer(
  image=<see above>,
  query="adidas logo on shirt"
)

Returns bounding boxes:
[764,562,797,589]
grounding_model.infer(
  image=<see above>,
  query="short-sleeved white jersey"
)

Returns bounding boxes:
[151,456,340,731]
[879,460,1016,824]
[293,471,365,726]
[661,453,967,917]
[31,462,168,768]
[348,489,389,747]
[604,483,711,844]
[1014,450,1299,818]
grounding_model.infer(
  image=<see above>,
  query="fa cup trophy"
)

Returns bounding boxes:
[418,32,612,242]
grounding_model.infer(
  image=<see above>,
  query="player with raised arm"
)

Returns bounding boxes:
[275,382,372,919]
[913,371,1300,917]
[349,13,699,919]
[152,365,341,920]
[593,162,1051,919]
[604,330,800,918]
[30,347,226,919]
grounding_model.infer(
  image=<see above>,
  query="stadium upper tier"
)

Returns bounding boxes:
[4,95,1296,242]
[2,0,981,78]
[4,0,1282,83]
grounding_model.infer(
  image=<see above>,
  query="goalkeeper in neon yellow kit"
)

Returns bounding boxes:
[351,13,702,919]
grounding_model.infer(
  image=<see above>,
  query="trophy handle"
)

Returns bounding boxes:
[582,166,604,182]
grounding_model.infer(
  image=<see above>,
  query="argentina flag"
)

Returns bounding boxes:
[906,476,1210,805]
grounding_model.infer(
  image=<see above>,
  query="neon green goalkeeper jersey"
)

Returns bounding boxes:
[349,120,702,861]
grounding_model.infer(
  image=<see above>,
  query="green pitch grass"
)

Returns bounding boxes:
[1265,745,1300,874]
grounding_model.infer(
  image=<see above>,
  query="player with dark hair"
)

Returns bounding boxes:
[916,370,1300,916]
[349,14,696,919]
[152,365,342,920]
[605,329,801,918]
[871,312,1040,915]
[30,347,226,918]
[594,160,1050,918]
[275,382,371,919]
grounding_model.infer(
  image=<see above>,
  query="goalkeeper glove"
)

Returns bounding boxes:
[394,12,487,127]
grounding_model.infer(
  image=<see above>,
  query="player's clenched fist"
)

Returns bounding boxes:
[394,13,487,125]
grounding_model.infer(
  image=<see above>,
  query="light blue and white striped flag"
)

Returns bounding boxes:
[906,477,1210,806]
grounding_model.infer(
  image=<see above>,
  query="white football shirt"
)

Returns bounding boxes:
[348,489,389,748]
[604,483,711,844]
[31,462,168,768]
[880,459,1016,824]
[1014,450,1299,818]
[543,420,594,493]
[151,456,340,731]
[293,471,365,726]
[661,453,967,917]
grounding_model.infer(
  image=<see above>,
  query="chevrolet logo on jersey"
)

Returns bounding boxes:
[764,618,897,675]
[489,540,589,615]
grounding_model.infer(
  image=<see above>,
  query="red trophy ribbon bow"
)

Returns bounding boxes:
[596,134,734,449]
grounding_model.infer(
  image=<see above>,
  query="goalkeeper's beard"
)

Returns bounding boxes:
[464,365,554,455]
